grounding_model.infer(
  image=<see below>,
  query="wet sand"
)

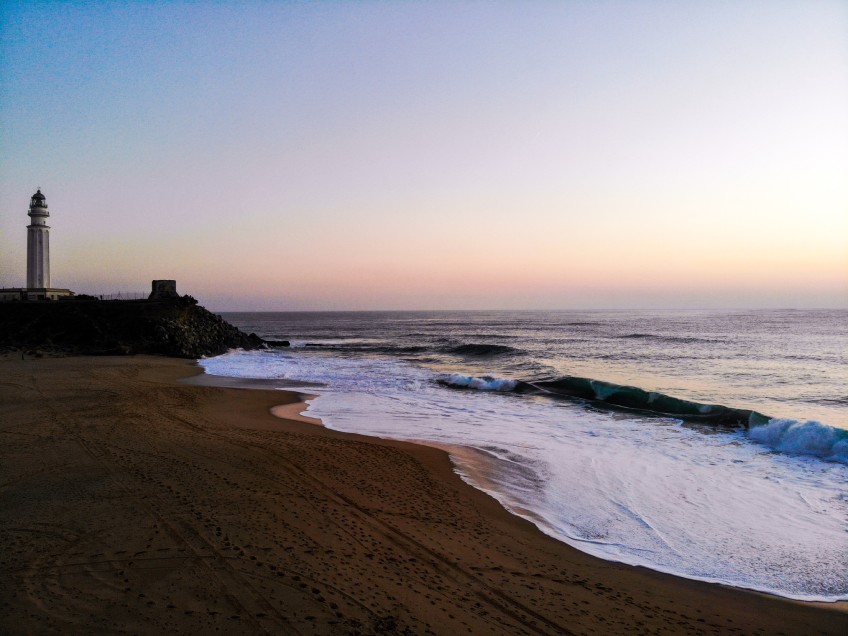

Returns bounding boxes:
[1,355,845,635]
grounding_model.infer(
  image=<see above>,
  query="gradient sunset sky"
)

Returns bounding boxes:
[1,1,846,310]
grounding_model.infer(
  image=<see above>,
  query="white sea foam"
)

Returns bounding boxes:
[589,380,619,400]
[444,373,518,391]
[749,418,848,463]
[200,349,848,601]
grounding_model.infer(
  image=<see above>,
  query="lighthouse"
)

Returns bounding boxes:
[27,189,50,289]
[0,189,73,301]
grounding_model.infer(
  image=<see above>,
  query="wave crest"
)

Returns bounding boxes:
[441,374,519,391]
[438,371,847,462]
[749,419,848,463]
[619,333,716,344]
[440,372,770,427]
[447,343,520,357]
[531,376,768,426]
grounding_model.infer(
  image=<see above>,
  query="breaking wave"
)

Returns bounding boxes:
[438,372,847,461]
[440,373,519,391]
[749,419,848,463]
[442,373,767,426]
[530,376,769,426]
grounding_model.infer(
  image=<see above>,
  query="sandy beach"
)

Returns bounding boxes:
[1,355,845,635]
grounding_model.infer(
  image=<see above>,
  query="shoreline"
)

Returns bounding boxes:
[1,354,845,634]
[196,364,848,604]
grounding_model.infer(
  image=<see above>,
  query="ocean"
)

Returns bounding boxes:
[200,309,847,601]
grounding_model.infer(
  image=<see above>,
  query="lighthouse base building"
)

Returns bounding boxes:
[0,189,74,302]
[0,288,75,302]
[0,287,74,302]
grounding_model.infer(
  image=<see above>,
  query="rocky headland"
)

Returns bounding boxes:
[0,297,280,358]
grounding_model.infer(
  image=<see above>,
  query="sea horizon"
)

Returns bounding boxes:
[209,306,848,313]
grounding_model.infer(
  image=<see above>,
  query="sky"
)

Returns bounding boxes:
[1,1,846,311]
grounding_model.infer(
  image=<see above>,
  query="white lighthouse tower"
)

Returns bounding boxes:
[0,189,73,301]
[27,189,50,289]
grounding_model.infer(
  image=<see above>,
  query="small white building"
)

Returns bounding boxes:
[0,189,74,301]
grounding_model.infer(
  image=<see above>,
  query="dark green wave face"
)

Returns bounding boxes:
[530,376,770,427]
[446,343,520,357]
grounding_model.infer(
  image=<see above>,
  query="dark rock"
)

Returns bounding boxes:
[247,332,264,346]
[0,299,263,358]
[264,340,290,347]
